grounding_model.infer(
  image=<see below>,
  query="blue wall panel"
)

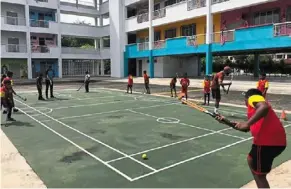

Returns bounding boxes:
[126,25,291,58]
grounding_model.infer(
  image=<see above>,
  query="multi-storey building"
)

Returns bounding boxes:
[1,0,110,79]
[2,0,291,79]
[109,0,291,78]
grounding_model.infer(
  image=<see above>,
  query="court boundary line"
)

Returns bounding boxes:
[127,109,246,140]
[16,107,133,181]
[15,99,158,172]
[130,123,291,181]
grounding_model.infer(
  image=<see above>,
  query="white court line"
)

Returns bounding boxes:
[106,127,232,163]
[54,99,137,110]
[16,107,133,181]
[15,99,157,172]
[49,102,180,121]
[130,123,291,181]
[128,109,246,140]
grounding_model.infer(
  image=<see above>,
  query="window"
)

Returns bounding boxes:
[31,36,37,40]
[165,28,176,39]
[276,55,283,59]
[287,6,291,21]
[154,31,161,41]
[103,36,110,47]
[253,9,280,25]
[154,3,160,11]
[287,54,291,59]
[181,24,196,36]
[8,38,19,52]
[6,12,18,25]
[165,0,176,7]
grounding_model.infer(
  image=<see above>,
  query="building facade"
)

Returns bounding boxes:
[1,0,110,79]
[109,0,291,78]
[2,0,291,79]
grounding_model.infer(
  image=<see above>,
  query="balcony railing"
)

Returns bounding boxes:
[186,34,206,46]
[212,30,235,44]
[211,0,229,4]
[30,19,56,28]
[274,22,291,37]
[153,8,166,20]
[137,13,149,23]
[1,16,26,26]
[187,0,206,11]
[153,40,166,49]
[31,45,51,53]
[137,42,149,51]
[1,44,27,53]
[62,47,100,54]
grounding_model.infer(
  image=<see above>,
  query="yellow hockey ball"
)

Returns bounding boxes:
[142,154,147,159]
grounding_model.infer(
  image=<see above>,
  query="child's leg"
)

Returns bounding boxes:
[207,93,210,105]
[174,86,177,97]
[45,80,49,98]
[126,85,129,93]
[130,85,132,94]
[6,106,12,120]
[203,93,206,104]
[170,85,173,97]
[247,156,270,188]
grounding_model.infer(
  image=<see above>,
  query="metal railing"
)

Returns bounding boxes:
[211,0,229,4]
[1,44,27,53]
[30,19,56,28]
[137,42,149,51]
[1,16,26,26]
[137,13,149,23]
[212,30,235,44]
[153,40,166,49]
[274,22,291,37]
[31,45,50,53]
[62,47,100,54]
[153,8,166,20]
[187,0,206,11]
[186,34,206,46]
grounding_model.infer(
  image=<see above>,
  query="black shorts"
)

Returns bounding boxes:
[170,84,176,89]
[248,144,286,175]
[211,88,221,100]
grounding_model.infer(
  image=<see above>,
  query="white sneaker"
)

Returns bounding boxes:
[214,108,219,114]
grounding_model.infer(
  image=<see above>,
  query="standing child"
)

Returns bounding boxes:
[170,77,177,97]
[1,74,7,110]
[180,73,190,100]
[143,70,150,94]
[1,80,16,122]
[36,73,45,100]
[2,71,18,113]
[217,88,286,188]
[84,71,90,93]
[45,66,55,99]
[202,75,211,105]
[257,73,269,98]
[127,74,133,94]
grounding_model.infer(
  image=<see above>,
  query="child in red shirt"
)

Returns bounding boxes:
[1,80,15,122]
[202,75,211,105]
[257,73,269,98]
[217,88,286,188]
[126,74,133,94]
[180,73,190,100]
[143,70,150,94]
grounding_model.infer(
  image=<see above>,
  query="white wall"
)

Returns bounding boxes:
[1,31,27,45]
[136,57,164,78]
[1,0,26,5]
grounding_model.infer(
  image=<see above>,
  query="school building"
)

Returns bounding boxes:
[1,0,291,79]
[1,0,110,79]
[110,0,291,78]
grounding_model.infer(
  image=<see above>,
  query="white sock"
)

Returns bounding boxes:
[214,108,218,114]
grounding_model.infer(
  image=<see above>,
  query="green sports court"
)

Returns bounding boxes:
[2,85,291,188]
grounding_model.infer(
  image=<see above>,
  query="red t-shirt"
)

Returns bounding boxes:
[203,80,211,93]
[247,99,286,146]
[180,78,190,89]
[211,71,224,89]
[128,75,133,85]
[257,79,268,93]
[143,74,149,83]
[2,77,13,85]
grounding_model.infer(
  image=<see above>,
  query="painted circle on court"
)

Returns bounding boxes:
[156,117,180,124]
[25,107,53,116]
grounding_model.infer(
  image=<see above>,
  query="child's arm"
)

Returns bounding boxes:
[263,81,269,94]
[235,102,269,131]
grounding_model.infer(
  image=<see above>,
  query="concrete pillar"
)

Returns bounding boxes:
[25,4,32,79]
[94,39,99,50]
[148,0,154,78]
[99,38,103,49]
[205,0,213,75]
[101,59,104,76]
[57,6,62,78]
[99,15,103,26]
[254,53,260,78]
[109,0,126,77]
